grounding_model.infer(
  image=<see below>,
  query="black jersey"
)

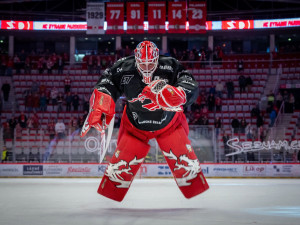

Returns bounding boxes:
[94,55,198,131]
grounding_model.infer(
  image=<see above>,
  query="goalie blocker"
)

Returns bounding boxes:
[80,89,115,137]
[98,108,209,201]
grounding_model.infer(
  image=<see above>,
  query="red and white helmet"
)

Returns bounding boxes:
[134,41,159,84]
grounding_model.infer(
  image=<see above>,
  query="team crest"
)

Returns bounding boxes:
[121,75,134,85]
[128,94,160,111]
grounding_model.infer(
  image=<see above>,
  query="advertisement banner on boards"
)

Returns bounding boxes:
[0,164,23,176]
[0,163,300,177]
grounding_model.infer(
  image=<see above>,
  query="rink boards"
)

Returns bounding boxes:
[0,163,300,178]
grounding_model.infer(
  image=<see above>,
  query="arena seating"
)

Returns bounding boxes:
[285,110,300,141]
[1,53,300,163]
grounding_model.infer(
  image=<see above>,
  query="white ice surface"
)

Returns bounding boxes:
[0,178,300,225]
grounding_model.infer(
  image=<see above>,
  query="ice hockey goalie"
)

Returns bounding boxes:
[81,41,209,201]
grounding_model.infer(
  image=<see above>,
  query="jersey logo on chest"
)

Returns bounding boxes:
[128,93,160,111]
[121,75,134,85]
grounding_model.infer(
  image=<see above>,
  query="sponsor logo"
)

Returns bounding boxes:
[23,165,43,175]
[167,87,174,95]
[1,168,19,172]
[115,150,120,158]
[213,167,237,173]
[153,76,169,83]
[138,165,147,176]
[97,87,112,95]
[0,167,20,176]
[99,95,104,105]
[44,165,63,175]
[181,80,196,86]
[132,112,138,120]
[159,65,173,72]
[2,20,33,30]
[100,78,114,85]
[272,165,293,174]
[186,144,192,152]
[243,165,265,174]
[98,165,106,174]
[117,67,123,73]
[133,114,167,125]
[226,138,300,156]
[158,165,172,175]
[67,166,91,174]
[163,150,202,186]
[201,167,209,175]
[222,20,254,30]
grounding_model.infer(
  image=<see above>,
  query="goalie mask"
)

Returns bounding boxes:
[134,41,159,84]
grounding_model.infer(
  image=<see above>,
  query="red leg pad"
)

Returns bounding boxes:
[156,125,209,199]
[97,131,150,202]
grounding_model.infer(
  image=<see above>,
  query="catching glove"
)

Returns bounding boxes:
[142,80,186,111]
[80,89,115,137]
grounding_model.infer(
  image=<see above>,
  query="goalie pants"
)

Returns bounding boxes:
[98,109,209,201]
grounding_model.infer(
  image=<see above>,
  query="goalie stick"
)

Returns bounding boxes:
[98,115,115,163]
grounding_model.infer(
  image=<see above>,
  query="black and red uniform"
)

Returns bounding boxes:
[89,55,209,201]
[95,55,198,130]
